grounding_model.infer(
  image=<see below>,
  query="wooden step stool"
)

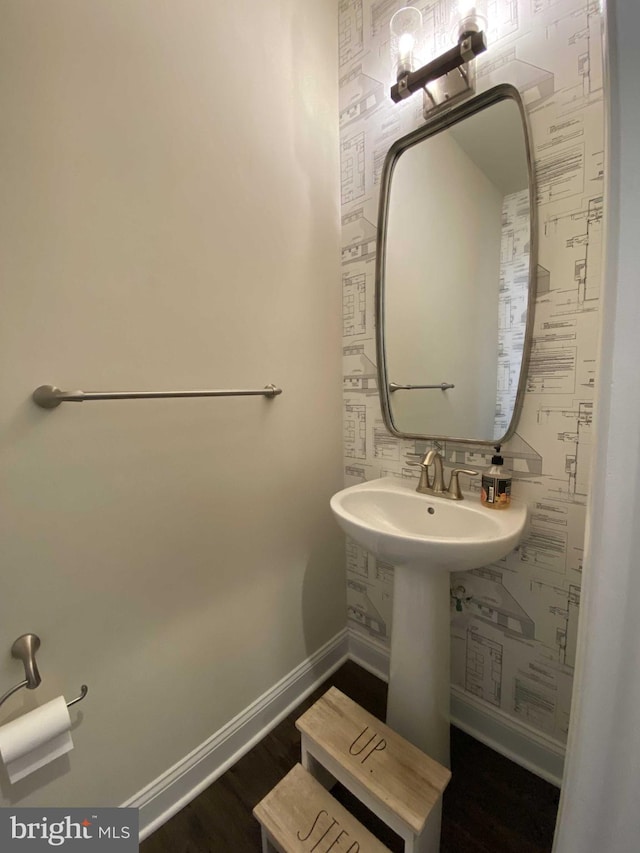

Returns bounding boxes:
[295,687,451,853]
[253,762,391,853]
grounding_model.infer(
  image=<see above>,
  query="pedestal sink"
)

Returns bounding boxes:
[330,476,527,850]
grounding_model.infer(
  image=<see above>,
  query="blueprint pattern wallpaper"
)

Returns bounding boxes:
[339,0,604,751]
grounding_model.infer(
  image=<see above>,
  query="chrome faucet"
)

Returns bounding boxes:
[416,450,478,500]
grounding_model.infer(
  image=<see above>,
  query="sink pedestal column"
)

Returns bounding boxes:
[386,564,451,853]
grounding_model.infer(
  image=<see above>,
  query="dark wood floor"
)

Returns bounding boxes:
[141,662,559,852]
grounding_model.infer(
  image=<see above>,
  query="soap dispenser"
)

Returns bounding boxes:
[481,446,511,509]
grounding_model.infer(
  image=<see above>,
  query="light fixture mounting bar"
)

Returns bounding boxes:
[390,30,487,103]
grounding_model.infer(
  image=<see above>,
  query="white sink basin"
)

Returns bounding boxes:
[330,476,527,572]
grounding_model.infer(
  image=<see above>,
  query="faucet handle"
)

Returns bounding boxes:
[406,451,430,466]
[409,453,433,492]
[447,468,479,500]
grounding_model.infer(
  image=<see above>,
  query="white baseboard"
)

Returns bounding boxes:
[130,625,565,842]
[125,628,349,841]
[346,627,565,787]
[345,626,390,682]
[450,686,565,787]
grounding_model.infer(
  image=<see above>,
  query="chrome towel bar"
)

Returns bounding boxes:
[389,382,455,392]
[33,383,283,409]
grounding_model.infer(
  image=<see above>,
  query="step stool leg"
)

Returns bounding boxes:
[260,826,281,853]
[405,801,442,853]
[301,736,336,790]
[260,826,270,853]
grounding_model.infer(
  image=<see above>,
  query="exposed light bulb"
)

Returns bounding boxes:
[398,33,415,70]
[390,7,423,80]
[455,0,487,41]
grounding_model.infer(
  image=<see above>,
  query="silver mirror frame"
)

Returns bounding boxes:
[375,83,537,446]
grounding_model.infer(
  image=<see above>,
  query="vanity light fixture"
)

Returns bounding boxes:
[389,3,488,116]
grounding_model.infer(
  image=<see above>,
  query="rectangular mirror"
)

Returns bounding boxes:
[376,84,536,445]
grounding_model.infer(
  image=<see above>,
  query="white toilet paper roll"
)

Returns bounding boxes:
[0,697,73,783]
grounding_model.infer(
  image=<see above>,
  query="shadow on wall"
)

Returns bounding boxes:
[300,512,348,660]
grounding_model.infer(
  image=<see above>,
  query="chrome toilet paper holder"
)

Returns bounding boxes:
[0,633,88,711]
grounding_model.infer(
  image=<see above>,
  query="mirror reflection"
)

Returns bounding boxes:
[377,85,535,444]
